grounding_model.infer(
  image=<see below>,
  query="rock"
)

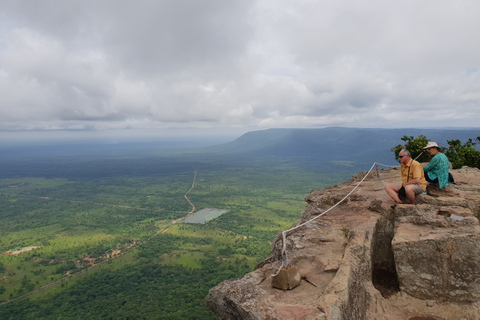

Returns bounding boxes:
[393,228,480,302]
[206,167,480,320]
[368,200,384,213]
[426,183,458,197]
[271,266,301,290]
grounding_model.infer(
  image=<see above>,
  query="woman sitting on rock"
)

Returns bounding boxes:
[422,142,453,189]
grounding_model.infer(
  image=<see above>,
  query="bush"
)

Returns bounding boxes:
[391,135,431,162]
[444,138,480,169]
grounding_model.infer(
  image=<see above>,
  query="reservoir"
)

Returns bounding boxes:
[183,208,230,224]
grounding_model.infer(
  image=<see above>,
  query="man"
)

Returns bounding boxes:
[422,141,451,189]
[385,149,426,206]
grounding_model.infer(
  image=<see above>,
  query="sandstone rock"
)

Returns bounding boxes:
[426,183,458,197]
[393,227,480,302]
[271,266,301,290]
[206,167,480,320]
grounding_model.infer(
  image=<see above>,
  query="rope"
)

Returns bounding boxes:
[375,162,399,168]
[272,153,425,276]
[272,162,377,276]
[376,150,424,168]
[414,151,424,161]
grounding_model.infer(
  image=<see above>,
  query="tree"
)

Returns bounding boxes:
[20,275,35,291]
[391,135,431,162]
[444,138,480,169]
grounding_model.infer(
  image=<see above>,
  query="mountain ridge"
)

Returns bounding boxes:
[208,127,480,165]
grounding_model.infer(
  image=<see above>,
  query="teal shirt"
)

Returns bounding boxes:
[423,153,450,189]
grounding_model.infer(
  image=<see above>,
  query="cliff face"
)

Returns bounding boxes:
[205,166,480,320]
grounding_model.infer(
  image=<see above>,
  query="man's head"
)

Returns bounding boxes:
[398,149,411,164]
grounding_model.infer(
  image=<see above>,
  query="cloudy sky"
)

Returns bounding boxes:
[1,0,479,140]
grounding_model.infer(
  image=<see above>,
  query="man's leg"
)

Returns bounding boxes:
[405,185,416,204]
[385,183,401,203]
[405,184,423,204]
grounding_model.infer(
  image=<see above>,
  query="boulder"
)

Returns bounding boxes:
[271,266,301,290]
[393,221,480,302]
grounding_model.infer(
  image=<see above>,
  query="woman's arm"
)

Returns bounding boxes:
[423,154,439,172]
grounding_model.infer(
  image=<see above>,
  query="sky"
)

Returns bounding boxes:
[1,0,479,141]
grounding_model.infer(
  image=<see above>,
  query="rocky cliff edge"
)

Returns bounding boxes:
[205,166,480,320]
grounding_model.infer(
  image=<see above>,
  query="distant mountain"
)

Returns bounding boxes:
[208,127,480,165]
[1,127,478,179]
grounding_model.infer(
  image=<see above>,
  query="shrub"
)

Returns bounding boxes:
[391,135,431,162]
[444,138,480,169]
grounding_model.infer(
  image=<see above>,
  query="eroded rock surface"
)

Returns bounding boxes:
[205,166,480,320]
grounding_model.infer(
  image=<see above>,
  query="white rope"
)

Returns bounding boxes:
[272,162,377,276]
[376,150,424,168]
[414,151,424,161]
[375,162,399,168]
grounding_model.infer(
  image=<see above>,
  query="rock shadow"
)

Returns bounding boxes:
[371,216,400,298]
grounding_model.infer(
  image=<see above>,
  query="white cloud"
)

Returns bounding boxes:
[0,0,479,135]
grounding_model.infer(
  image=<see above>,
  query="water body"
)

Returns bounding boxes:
[183,208,230,224]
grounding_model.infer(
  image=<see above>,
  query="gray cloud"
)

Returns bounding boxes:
[1,0,479,135]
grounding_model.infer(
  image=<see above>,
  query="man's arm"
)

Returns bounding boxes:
[409,161,424,185]
[404,177,421,186]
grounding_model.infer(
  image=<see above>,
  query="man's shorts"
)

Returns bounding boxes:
[412,184,424,195]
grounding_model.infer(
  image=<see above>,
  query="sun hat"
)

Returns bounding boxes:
[423,142,439,149]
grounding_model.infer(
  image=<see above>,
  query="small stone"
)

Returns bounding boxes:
[271,265,301,290]
[369,200,384,213]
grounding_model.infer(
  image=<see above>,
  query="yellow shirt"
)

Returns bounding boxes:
[400,159,427,191]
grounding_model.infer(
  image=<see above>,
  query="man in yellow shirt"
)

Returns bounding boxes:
[385,149,427,205]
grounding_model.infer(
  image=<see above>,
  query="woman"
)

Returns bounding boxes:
[422,142,452,189]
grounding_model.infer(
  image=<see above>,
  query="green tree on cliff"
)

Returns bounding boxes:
[444,138,480,169]
[391,135,431,162]
[392,135,480,169]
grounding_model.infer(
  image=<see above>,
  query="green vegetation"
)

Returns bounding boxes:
[0,155,352,319]
[391,135,431,162]
[391,135,480,169]
[444,138,480,169]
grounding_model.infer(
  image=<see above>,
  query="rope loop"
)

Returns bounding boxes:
[273,162,379,276]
